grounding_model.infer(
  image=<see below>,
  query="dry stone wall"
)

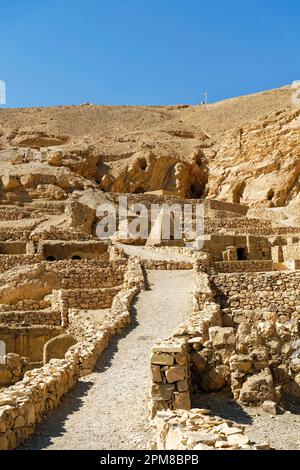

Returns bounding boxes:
[212,260,274,273]
[147,246,202,259]
[51,287,121,325]
[0,257,145,450]
[45,259,126,288]
[212,271,300,323]
[150,340,190,418]
[0,298,51,312]
[0,309,61,326]
[149,262,219,418]
[0,255,42,274]
[151,260,300,450]
[0,354,28,387]
[189,267,300,409]
[142,260,193,270]
[204,217,300,236]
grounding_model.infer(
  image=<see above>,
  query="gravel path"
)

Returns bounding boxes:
[20,270,194,450]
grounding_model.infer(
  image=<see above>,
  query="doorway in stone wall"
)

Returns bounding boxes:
[237,248,247,260]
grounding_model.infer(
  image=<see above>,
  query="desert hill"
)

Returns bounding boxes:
[0,84,299,209]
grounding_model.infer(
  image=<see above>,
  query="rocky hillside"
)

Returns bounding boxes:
[0,84,299,209]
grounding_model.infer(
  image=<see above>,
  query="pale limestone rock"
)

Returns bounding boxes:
[262,400,277,414]
[151,383,175,401]
[209,326,236,348]
[1,174,20,191]
[151,365,163,383]
[165,365,186,383]
[151,352,174,366]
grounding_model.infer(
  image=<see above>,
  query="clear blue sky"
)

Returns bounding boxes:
[1,0,300,107]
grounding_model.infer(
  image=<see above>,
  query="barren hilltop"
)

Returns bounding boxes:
[0,84,299,211]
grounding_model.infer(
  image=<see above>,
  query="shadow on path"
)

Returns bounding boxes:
[192,392,253,425]
[19,299,140,450]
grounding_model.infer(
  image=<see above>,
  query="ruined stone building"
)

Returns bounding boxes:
[0,85,300,450]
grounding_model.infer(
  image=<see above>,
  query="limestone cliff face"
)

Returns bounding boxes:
[99,149,208,198]
[207,108,300,207]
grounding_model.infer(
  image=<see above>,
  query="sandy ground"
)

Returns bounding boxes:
[193,392,300,450]
[20,270,195,450]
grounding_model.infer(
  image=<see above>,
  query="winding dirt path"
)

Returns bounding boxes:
[20,269,194,450]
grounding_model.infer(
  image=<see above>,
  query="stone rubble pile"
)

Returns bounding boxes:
[154,409,271,450]
[142,259,193,270]
[0,353,27,387]
[149,261,296,449]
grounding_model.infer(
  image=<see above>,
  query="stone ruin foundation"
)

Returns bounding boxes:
[0,193,299,450]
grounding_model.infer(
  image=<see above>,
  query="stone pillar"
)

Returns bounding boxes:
[25,241,36,255]
[52,290,69,327]
[271,246,283,263]
[150,339,190,418]
[226,246,238,261]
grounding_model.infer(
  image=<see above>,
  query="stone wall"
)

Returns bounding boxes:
[211,271,300,323]
[45,259,126,288]
[0,255,42,274]
[0,229,31,242]
[142,260,193,270]
[149,264,219,418]
[52,287,121,324]
[0,354,27,387]
[148,246,202,260]
[151,262,300,442]
[150,340,190,418]
[189,267,300,409]
[34,227,94,241]
[204,199,249,215]
[0,207,32,221]
[0,309,61,326]
[212,260,273,273]
[0,298,51,312]
[0,257,145,450]
[204,216,300,236]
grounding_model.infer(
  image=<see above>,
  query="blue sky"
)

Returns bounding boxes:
[0,0,300,107]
